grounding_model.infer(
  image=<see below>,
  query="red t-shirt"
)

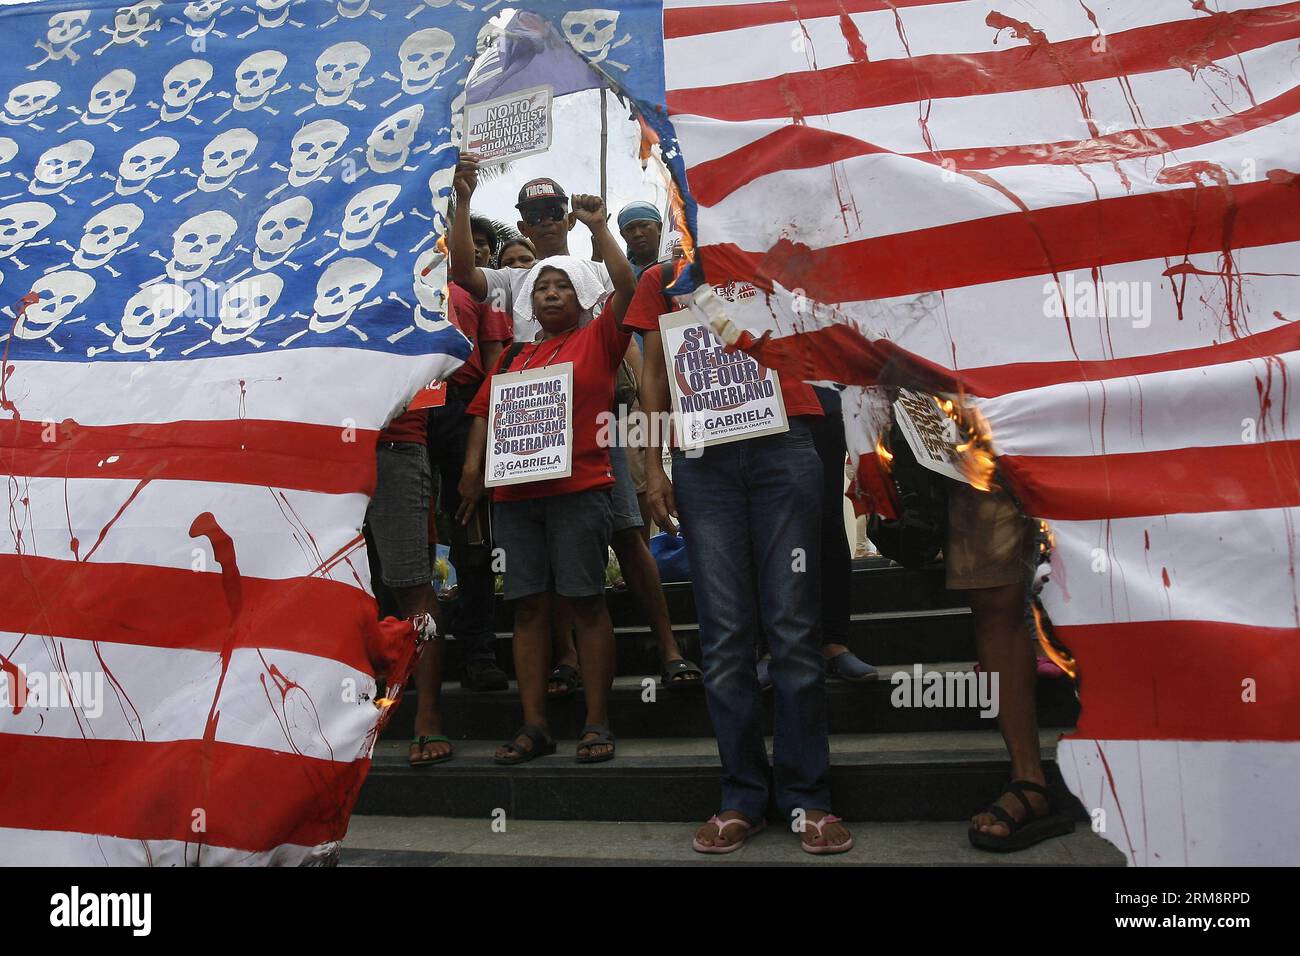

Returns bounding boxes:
[624,264,823,420]
[448,282,513,387]
[469,302,630,502]
[378,407,427,445]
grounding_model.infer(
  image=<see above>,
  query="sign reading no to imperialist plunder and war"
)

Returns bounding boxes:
[660,311,788,450]
[465,85,553,165]
[486,362,574,487]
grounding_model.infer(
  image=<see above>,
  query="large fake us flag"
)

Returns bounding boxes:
[2,0,1295,867]
[662,0,1300,865]
[0,0,668,866]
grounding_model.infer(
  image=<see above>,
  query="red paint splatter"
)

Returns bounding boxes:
[962,169,1081,360]
[190,512,243,743]
[986,12,1098,139]
[1095,742,1137,861]
[0,653,26,714]
[1,293,40,421]
[838,11,869,62]
[81,478,153,563]
[1156,161,1248,338]
[778,77,805,125]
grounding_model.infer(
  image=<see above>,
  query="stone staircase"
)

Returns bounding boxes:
[344,559,1124,865]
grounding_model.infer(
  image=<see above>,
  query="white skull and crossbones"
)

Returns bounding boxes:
[14,270,96,344]
[30,11,93,69]
[2,81,61,128]
[366,104,424,174]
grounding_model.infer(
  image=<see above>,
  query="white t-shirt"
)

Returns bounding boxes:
[481,263,614,342]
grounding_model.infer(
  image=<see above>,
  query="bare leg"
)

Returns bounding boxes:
[548,599,578,694]
[495,591,552,759]
[395,583,449,761]
[967,581,1047,834]
[565,593,615,759]
[611,527,697,681]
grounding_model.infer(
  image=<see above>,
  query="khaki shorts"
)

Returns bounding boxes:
[945,482,1037,590]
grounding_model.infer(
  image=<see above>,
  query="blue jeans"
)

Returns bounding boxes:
[672,418,831,820]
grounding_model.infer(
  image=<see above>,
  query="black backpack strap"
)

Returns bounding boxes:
[499,341,528,373]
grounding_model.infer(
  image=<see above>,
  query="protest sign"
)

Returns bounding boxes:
[660,312,788,449]
[466,85,553,165]
[485,362,574,487]
[893,388,969,484]
[407,381,447,410]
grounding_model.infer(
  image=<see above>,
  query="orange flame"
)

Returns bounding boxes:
[934,394,998,492]
[1031,602,1077,679]
[875,434,894,467]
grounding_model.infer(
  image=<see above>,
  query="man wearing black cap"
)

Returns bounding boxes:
[450,153,703,692]
[451,163,612,342]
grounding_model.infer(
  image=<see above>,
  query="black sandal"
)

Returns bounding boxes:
[968,779,1075,852]
[660,657,704,692]
[575,724,616,764]
[546,664,583,699]
[493,724,557,766]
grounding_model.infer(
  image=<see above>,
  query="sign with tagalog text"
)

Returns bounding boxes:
[660,312,788,449]
[485,362,574,487]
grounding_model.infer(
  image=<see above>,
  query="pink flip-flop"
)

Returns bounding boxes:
[691,814,767,854]
[800,814,854,855]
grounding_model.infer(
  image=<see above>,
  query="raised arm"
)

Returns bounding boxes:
[571,194,635,324]
[449,152,488,302]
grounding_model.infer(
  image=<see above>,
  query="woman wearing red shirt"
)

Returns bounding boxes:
[457,195,636,766]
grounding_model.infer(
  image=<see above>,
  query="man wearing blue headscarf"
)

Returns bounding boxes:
[617,200,665,280]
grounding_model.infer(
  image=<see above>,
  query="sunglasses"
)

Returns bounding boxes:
[520,204,567,226]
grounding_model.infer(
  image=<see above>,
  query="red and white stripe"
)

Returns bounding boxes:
[0,348,453,865]
[665,0,1300,864]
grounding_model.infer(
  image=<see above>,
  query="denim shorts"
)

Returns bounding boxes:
[492,487,614,600]
[365,442,432,589]
[607,445,643,533]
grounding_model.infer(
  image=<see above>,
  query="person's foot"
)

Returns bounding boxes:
[800,810,853,853]
[693,810,758,851]
[462,658,509,692]
[970,776,1050,837]
[661,656,703,687]
[547,661,581,697]
[823,645,878,682]
[577,727,615,761]
[494,728,546,761]
[409,720,451,765]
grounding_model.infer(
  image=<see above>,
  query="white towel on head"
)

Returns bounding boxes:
[511,255,611,330]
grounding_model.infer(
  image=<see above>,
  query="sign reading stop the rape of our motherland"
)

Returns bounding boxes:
[660,312,789,450]
[465,85,553,165]
[485,362,574,487]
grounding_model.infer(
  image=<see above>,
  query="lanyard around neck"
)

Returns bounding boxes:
[517,328,576,372]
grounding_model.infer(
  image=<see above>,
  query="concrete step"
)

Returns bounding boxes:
[355,729,1086,824]
[436,607,978,677]
[380,664,1079,740]
[340,815,1125,866]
